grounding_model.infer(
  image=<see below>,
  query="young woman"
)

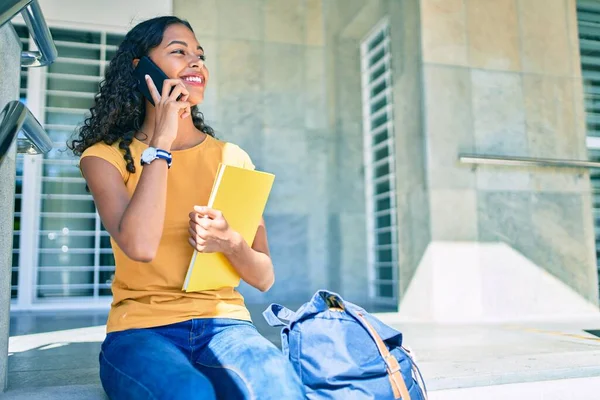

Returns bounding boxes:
[69,16,304,400]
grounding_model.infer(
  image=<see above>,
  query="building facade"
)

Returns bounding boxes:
[3,0,600,322]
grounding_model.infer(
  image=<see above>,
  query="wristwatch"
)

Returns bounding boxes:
[140,147,172,168]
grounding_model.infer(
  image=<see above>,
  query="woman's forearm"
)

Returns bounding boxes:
[224,233,275,292]
[117,159,169,261]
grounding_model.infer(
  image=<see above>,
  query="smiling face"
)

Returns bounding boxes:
[147,23,209,106]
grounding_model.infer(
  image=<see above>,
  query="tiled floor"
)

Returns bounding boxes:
[9,311,109,336]
[3,309,600,399]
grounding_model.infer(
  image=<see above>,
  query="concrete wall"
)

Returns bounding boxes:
[0,24,22,393]
[174,0,339,304]
[388,0,430,296]
[400,0,599,321]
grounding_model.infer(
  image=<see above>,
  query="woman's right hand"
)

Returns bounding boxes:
[145,75,191,149]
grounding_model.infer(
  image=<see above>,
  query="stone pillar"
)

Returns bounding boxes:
[0,23,20,392]
[399,0,599,322]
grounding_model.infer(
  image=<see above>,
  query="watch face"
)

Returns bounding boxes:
[141,147,157,163]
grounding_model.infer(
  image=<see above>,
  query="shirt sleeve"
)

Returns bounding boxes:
[80,142,128,180]
[240,148,256,171]
[222,142,256,171]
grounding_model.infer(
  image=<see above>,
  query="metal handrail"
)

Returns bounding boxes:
[0,0,57,67]
[0,101,52,166]
[459,154,600,169]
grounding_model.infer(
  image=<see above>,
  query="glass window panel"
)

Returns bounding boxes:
[369,47,385,68]
[106,33,124,47]
[370,80,387,98]
[39,232,97,250]
[370,64,386,84]
[377,231,393,246]
[55,44,101,60]
[51,28,101,44]
[100,235,112,249]
[370,96,387,115]
[374,145,389,160]
[377,284,394,298]
[377,249,393,263]
[377,214,391,228]
[375,180,390,195]
[372,113,388,130]
[377,267,393,280]
[47,76,100,93]
[39,215,96,232]
[99,253,115,267]
[11,270,18,299]
[46,111,88,126]
[99,270,115,297]
[374,163,390,179]
[40,199,95,215]
[373,129,388,146]
[376,196,391,211]
[36,253,96,269]
[49,61,101,77]
[367,30,385,52]
[106,50,118,60]
[42,163,82,177]
[42,180,88,196]
[45,93,95,109]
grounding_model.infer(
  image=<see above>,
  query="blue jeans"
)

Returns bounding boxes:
[99,318,305,399]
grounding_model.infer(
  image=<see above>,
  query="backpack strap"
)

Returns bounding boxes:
[262,304,295,327]
[355,313,411,400]
[402,347,428,400]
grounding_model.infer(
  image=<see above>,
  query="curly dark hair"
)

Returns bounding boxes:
[68,16,214,173]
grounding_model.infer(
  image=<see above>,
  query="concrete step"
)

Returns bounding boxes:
[429,375,600,400]
[4,312,600,399]
[0,384,107,400]
[2,376,599,400]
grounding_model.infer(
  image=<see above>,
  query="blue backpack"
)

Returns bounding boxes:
[263,290,428,400]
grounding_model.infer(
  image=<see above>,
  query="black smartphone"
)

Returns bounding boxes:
[133,56,171,106]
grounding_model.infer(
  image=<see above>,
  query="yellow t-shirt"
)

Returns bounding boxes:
[80,135,254,333]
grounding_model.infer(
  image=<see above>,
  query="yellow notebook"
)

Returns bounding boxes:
[182,163,275,292]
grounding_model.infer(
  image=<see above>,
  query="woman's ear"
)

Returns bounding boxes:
[132,58,140,68]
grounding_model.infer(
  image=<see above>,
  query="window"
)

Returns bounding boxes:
[578,1,600,299]
[360,20,398,305]
[13,25,124,306]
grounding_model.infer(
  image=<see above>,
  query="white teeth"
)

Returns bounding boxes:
[184,76,202,83]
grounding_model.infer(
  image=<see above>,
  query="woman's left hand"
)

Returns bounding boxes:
[188,206,241,254]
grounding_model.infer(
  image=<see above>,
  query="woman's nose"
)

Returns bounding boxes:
[189,56,204,70]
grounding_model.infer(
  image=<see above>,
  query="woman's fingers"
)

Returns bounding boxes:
[188,237,204,252]
[168,100,191,119]
[161,78,177,99]
[180,108,191,119]
[188,226,206,242]
[161,79,188,101]
[189,217,210,233]
[167,85,184,103]
[145,75,161,105]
